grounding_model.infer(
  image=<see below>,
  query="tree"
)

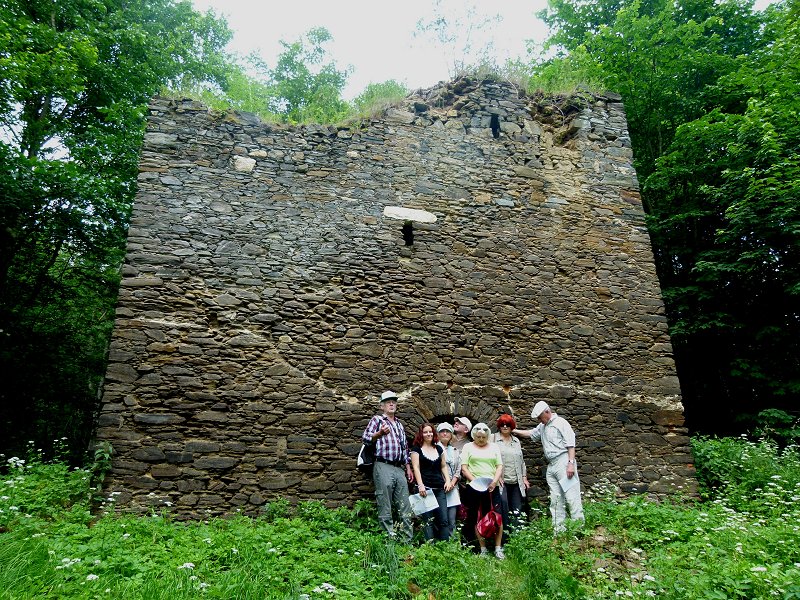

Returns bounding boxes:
[268,27,350,123]
[534,0,766,180]
[644,1,800,430]
[414,0,502,76]
[0,0,231,460]
[180,28,351,124]
[527,0,800,432]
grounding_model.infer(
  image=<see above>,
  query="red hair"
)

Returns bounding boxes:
[496,414,517,429]
[412,422,439,446]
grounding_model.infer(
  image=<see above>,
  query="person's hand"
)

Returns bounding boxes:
[566,462,576,479]
[417,483,427,497]
[488,481,497,493]
[523,476,530,490]
[406,466,414,483]
[379,424,390,437]
[444,479,454,492]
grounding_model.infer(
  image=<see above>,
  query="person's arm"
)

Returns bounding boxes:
[488,462,503,493]
[566,446,577,478]
[362,417,380,444]
[559,419,578,479]
[441,452,453,492]
[512,428,533,439]
[520,442,530,489]
[451,451,462,489]
[411,451,427,497]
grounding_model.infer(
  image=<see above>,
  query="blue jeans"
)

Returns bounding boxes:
[499,482,525,540]
[420,487,450,541]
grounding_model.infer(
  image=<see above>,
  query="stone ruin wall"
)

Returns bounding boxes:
[97,76,696,518]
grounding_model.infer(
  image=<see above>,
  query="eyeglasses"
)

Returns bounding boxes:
[499,424,511,428]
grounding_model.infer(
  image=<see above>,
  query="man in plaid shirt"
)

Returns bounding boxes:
[362,390,414,541]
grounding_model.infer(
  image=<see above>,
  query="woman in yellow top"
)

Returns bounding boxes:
[460,422,505,559]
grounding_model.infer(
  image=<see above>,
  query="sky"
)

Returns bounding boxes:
[189,0,551,99]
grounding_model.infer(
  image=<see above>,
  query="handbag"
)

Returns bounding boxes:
[456,503,468,521]
[357,440,375,474]
[476,505,502,539]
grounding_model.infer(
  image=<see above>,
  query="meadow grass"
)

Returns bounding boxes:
[1,435,798,599]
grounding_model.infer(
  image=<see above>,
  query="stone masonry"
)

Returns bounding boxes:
[97,76,696,518]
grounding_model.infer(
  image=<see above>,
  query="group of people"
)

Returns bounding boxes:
[361,390,585,555]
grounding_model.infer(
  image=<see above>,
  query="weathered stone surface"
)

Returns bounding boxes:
[98,76,695,518]
[194,457,238,470]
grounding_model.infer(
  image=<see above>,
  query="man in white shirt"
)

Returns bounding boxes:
[514,401,584,532]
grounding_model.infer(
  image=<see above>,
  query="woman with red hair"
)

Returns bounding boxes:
[410,422,453,541]
[493,414,529,535]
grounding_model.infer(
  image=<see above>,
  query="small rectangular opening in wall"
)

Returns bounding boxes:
[490,114,500,139]
[402,222,414,246]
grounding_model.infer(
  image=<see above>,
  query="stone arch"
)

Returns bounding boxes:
[401,384,515,436]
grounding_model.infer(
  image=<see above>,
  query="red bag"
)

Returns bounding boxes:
[456,503,468,521]
[476,506,502,539]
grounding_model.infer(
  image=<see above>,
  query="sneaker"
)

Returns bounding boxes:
[494,547,506,560]
[479,548,489,557]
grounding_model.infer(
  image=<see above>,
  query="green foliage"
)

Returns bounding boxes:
[642,2,800,429]
[691,435,800,511]
[352,80,408,114]
[522,46,606,94]
[270,27,350,124]
[0,0,232,462]
[176,27,356,125]
[3,437,800,598]
[507,522,587,599]
[530,0,798,432]
[754,409,800,446]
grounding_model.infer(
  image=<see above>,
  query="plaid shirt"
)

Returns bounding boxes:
[363,415,409,465]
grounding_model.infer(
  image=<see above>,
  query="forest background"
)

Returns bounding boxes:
[1,0,798,463]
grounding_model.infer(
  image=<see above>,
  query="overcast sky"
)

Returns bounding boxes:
[189,0,550,99]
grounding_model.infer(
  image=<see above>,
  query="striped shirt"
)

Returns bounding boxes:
[363,415,409,464]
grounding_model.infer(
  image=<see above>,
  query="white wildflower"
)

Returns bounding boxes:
[86,574,99,581]
[177,562,195,570]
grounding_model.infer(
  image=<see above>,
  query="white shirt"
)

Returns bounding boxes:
[529,413,576,461]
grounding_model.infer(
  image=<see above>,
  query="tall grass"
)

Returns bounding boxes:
[2,434,798,599]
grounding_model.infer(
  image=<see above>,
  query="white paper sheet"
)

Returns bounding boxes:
[408,490,439,515]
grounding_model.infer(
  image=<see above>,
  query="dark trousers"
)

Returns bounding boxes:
[499,483,525,541]
[421,487,450,541]
[461,486,503,547]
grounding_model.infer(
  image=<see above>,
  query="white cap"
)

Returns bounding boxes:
[380,390,398,402]
[436,422,454,433]
[531,401,550,419]
[471,422,491,437]
[455,416,472,430]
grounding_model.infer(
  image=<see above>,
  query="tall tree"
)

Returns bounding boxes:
[530,0,798,431]
[268,27,350,123]
[182,28,351,124]
[536,0,765,180]
[645,1,800,430]
[0,0,231,460]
